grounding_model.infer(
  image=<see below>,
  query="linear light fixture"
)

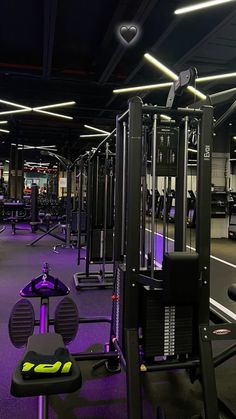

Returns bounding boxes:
[33,101,75,110]
[0,121,8,124]
[144,53,178,80]
[230,158,236,161]
[84,124,111,135]
[197,72,236,82]
[0,99,75,119]
[0,129,10,133]
[174,0,236,15]
[80,133,108,138]
[0,99,30,109]
[144,53,206,100]
[188,148,198,153]
[113,82,172,94]
[34,109,73,120]
[113,72,236,94]
[0,109,31,116]
[160,114,172,121]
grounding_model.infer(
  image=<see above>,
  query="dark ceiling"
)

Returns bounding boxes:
[0,0,236,161]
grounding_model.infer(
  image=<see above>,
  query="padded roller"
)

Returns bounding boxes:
[8,299,35,348]
[54,297,79,344]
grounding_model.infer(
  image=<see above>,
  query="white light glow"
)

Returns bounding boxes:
[188,148,198,153]
[84,124,111,135]
[0,99,30,109]
[144,53,206,100]
[0,121,8,124]
[80,134,108,138]
[175,0,235,15]
[34,109,73,120]
[0,109,31,116]
[144,53,178,80]
[160,114,172,121]
[113,72,236,94]
[33,101,75,111]
[0,129,9,133]
[187,85,206,100]
[197,72,236,82]
[113,82,172,94]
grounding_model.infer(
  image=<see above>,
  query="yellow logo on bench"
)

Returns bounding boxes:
[22,361,72,374]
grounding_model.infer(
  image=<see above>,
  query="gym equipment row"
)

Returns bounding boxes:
[74,143,115,289]
[108,88,236,418]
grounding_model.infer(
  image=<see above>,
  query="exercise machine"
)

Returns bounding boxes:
[9,263,120,419]
[74,142,115,289]
[109,89,236,418]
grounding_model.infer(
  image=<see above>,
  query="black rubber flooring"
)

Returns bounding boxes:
[0,223,236,418]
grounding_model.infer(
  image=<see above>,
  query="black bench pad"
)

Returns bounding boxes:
[11,333,82,397]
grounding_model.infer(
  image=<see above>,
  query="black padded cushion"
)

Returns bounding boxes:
[162,252,200,305]
[8,299,35,348]
[11,333,82,397]
[228,284,236,302]
[54,297,79,344]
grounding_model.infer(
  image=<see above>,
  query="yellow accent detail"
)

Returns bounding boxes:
[22,362,35,372]
[61,362,72,373]
[34,361,62,373]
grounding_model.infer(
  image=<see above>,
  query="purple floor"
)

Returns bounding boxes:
[1,223,235,418]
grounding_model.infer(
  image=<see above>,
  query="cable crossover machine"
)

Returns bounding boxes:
[108,70,236,419]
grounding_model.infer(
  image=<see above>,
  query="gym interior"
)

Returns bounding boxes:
[1,1,236,418]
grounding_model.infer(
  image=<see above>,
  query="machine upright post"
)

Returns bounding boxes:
[125,96,143,419]
[113,116,124,263]
[65,167,72,247]
[196,106,213,324]
[151,115,157,277]
[175,117,188,251]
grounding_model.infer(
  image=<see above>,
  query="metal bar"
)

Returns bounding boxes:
[79,316,111,324]
[113,116,124,262]
[65,168,72,247]
[142,105,202,117]
[38,395,48,419]
[118,109,129,122]
[90,128,116,160]
[125,328,142,419]
[112,337,127,370]
[28,223,65,245]
[72,351,118,361]
[199,326,219,419]
[141,359,200,372]
[196,106,213,324]
[121,122,127,255]
[140,126,147,268]
[77,161,83,265]
[102,143,109,278]
[174,118,188,251]
[163,177,167,256]
[85,156,92,276]
[95,156,99,226]
[125,96,143,327]
[151,115,157,277]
